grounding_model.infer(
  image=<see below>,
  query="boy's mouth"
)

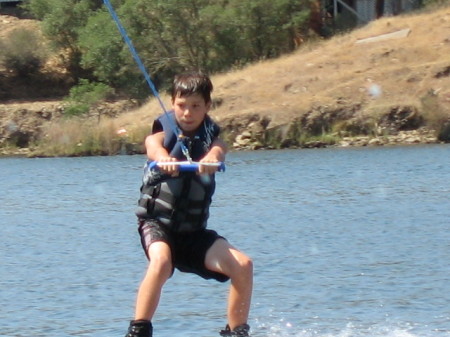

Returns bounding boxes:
[181,120,197,130]
[182,119,194,125]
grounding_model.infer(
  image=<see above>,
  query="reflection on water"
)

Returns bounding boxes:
[1,145,450,337]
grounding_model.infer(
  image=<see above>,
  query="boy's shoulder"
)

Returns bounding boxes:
[152,111,175,134]
[203,115,221,137]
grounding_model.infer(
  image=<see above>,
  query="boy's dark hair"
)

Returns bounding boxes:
[171,72,213,103]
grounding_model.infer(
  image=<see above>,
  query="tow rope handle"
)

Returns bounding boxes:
[148,161,226,172]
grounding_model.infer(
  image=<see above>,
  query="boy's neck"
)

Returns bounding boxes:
[181,130,198,138]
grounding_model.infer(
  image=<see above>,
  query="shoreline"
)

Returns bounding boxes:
[0,128,443,158]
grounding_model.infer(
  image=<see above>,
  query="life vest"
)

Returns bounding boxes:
[135,112,220,232]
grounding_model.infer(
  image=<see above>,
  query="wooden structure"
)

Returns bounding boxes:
[322,0,423,24]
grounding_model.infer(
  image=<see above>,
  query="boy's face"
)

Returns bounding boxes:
[172,92,210,134]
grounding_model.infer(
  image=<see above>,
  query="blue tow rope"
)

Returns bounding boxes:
[102,0,192,162]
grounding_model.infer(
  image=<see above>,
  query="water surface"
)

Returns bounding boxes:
[1,145,449,337]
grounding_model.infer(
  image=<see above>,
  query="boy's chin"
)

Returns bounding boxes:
[181,123,200,133]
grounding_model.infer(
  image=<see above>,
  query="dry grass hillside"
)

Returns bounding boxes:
[118,5,450,138]
[1,5,450,154]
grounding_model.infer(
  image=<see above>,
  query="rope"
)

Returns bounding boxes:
[102,0,192,162]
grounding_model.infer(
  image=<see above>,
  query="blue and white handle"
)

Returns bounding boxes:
[148,161,225,172]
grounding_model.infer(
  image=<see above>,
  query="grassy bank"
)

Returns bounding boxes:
[28,98,448,157]
[29,117,148,157]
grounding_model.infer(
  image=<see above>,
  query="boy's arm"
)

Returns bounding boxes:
[145,132,179,174]
[145,132,167,160]
[198,138,228,174]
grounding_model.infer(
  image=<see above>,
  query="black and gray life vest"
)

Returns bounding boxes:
[135,112,220,232]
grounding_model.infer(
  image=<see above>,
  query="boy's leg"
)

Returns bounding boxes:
[134,241,173,320]
[205,239,253,331]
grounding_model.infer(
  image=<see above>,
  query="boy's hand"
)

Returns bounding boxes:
[157,156,179,176]
[198,138,227,174]
[198,156,221,175]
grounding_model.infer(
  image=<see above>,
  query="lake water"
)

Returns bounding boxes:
[1,145,449,337]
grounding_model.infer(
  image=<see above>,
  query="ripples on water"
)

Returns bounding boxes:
[1,145,449,337]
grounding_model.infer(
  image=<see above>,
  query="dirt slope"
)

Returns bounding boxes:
[111,6,450,140]
[1,5,450,152]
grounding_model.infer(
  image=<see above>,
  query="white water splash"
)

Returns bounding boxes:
[252,320,424,337]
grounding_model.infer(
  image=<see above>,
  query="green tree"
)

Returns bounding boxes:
[24,0,98,78]
[77,11,132,90]
[26,0,317,98]
[228,0,312,59]
[80,0,222,96]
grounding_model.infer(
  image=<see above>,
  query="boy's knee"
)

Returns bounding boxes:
[232,254,253,280]
[241,256,253,275]
[147,254,173,279]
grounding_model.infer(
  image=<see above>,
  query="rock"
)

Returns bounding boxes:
[339,140,351,147]
[304,141,327,148]
[368,138,384,146]
[404,136,421,143]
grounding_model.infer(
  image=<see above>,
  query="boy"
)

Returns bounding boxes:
[126,72,253,337]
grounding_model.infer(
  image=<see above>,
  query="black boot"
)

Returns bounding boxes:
[219,323,250,336]
[125,320,153,337]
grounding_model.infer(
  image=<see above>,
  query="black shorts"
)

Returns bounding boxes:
[138,219,229,282]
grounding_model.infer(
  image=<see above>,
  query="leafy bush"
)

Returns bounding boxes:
[64,79,114,116]
[0,28,48,76]
[420,89,450,142]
